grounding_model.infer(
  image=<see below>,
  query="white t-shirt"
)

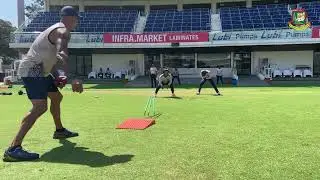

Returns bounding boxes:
[150,67,157,75]
[172,69,179,76]
[200,70,212,79]
[217,68,223,76]
[158,74,172,85]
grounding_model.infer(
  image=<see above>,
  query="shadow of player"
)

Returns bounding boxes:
[40,139,134,167]
[147,113,162,119]
[159,96,183,100]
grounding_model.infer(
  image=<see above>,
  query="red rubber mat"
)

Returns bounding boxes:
[116,118,155,130]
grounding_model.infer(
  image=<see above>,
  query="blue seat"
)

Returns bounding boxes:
[144,8,211,32]
[243,23,253,29]
[191,26,200,31]
[252,19,261,24]
[24,10,138,32]
[263,23,271,28]
[233,24,242,29]
[222,24,232,29]
[253,24,263,29]
[243,20,253,24]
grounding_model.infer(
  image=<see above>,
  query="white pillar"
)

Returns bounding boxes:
[17,0,25,26]
[145,4,150,14]
[177,0,183,11]
[246,0,252,8]
[195,53,198,69]
[79,0,84,12]
[44,0,50,12]
[211,2,217,14]
[160,54,163,68]
[44,0,47,11]
[231,52,236,75]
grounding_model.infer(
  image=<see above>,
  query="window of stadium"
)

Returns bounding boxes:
[197,53,231,68]
[163,53,195,68]
[69,55,92,77]
[233,52,251,75]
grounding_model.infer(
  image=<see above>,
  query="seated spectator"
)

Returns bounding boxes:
[121,69,127,79]
[98,67,104,79]
[105,68,112,79]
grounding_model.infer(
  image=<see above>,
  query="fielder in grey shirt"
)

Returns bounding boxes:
[155,68,176,97]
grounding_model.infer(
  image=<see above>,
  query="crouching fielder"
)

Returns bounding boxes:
[197,70,221,96]
[155,68,176,97]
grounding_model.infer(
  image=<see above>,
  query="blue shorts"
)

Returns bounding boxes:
[22,76,58,100]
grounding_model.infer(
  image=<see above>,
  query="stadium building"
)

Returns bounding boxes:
[9,0,320,83]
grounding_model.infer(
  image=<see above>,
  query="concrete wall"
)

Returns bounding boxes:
[178,68,233,78]
[92,54,144,75]
[252,50,314,74]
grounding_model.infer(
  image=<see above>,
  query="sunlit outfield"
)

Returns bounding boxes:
[1,84,320,180]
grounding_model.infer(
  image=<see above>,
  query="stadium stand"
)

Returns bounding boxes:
[299,1,320,26]
[23,2,316,33]
[144,8,211,32]
[23,10,139,32]
[220,3,291,32]
[23,8,211,33]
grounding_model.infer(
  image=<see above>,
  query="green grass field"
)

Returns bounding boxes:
[1,85,320,180]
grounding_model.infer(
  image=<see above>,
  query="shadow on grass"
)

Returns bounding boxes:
[158,96,183,99]
[146,113,162,119]
[85,84,199,89]
[40,140,134,167]
[83,83,320,90]
[84,83,128,89]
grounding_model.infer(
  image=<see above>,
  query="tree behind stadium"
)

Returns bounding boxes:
[0,19,18,64]
[25,0,44,19]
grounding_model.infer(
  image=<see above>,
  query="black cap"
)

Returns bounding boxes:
[60,6,80,17]
[163,68,169,72]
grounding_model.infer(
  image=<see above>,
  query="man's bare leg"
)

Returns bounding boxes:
[11,100,48,147]
[48,92,63,130]
[48,91,79,139]
[3,100,47,162]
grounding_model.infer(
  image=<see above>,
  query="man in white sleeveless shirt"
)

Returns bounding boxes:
[3,6,83,162]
